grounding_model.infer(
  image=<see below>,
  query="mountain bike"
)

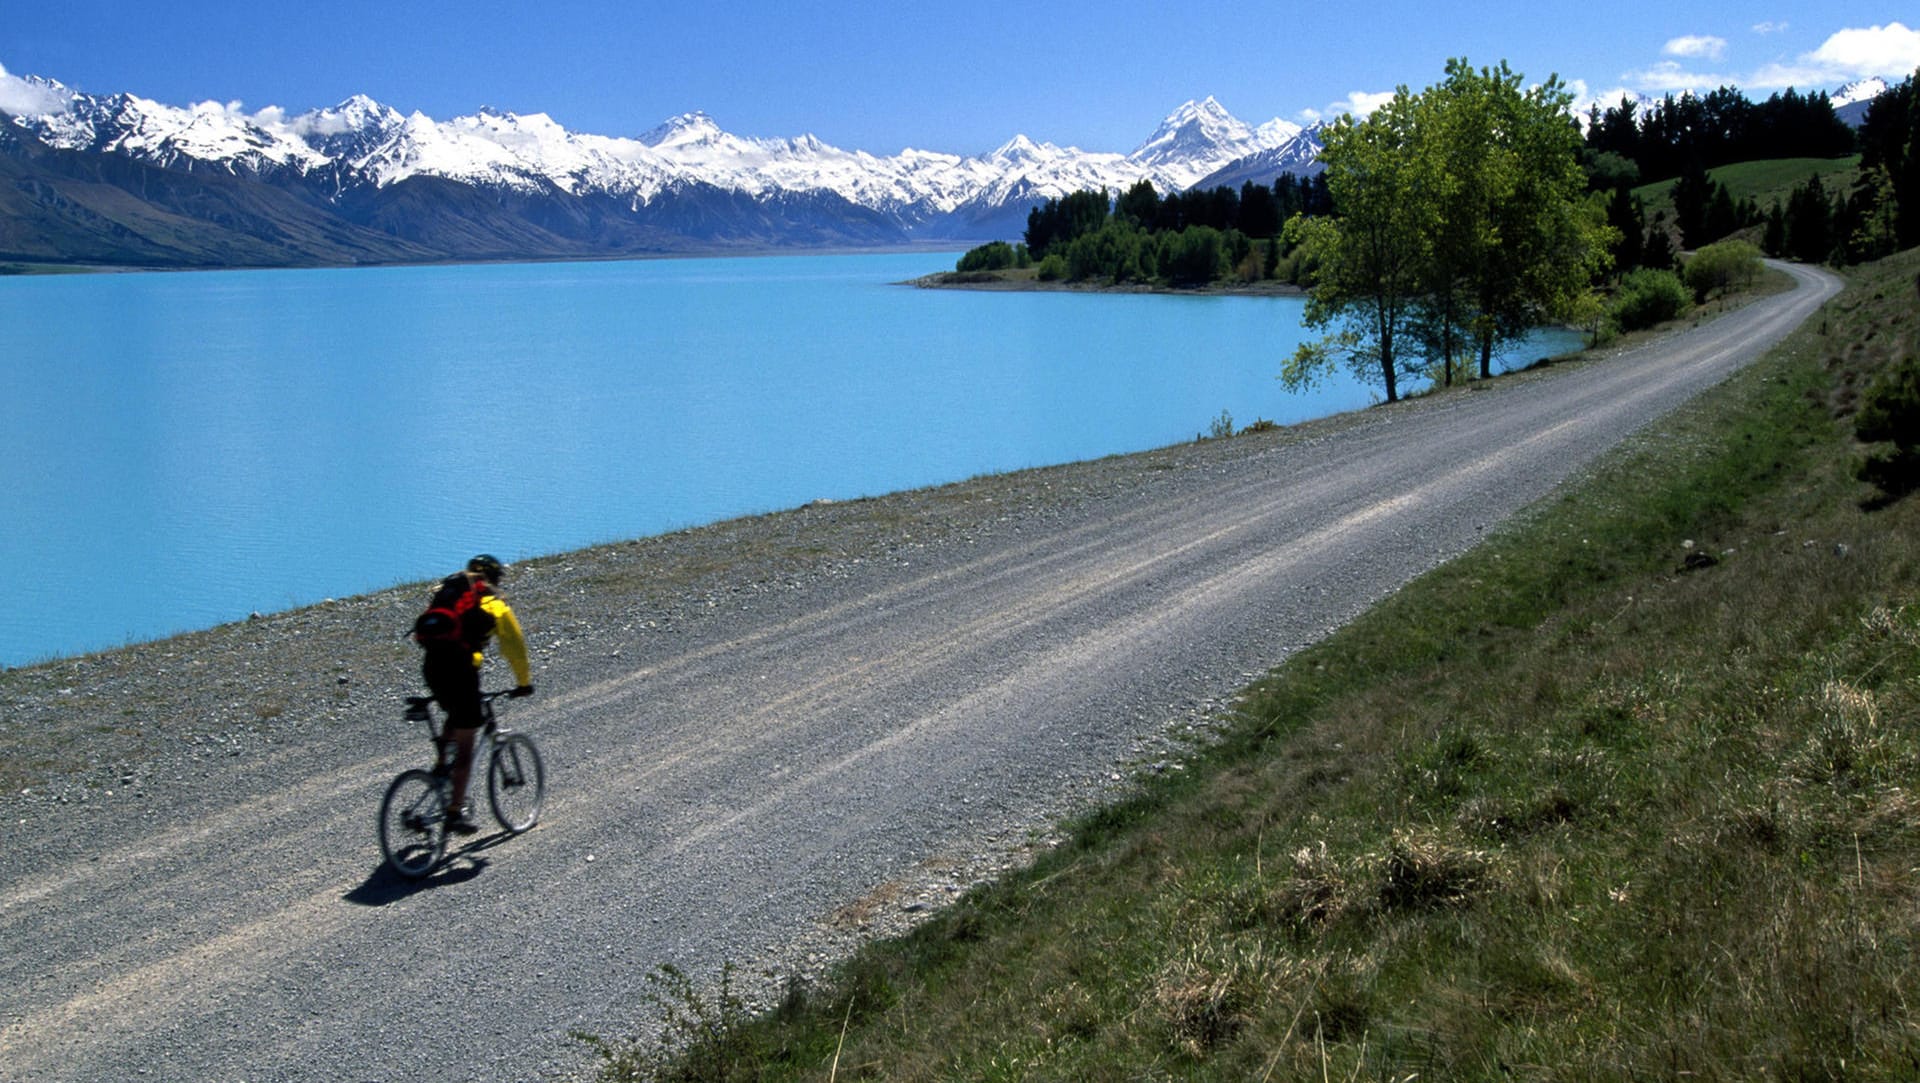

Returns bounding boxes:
[377,689,546,878]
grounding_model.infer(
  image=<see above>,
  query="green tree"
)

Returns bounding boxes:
[1642,220,1678,269]
[1762,200,1788,256]
[1845,167,1903,262]
[1784,175,1835,263]
[1064,221,1153,284]
[1160,226,1234,285]
[1671,159,1715,247]
[1703,183,1742,243]
[1428,59,1613,380]
[1607,186,1647,271]
[1284,87,1433,403]
[1407,62,1486,387]
[1857,72,1918,249]
[1114,180,1160,228]
[1025,189,1110,259]
[1238,181,1282,239]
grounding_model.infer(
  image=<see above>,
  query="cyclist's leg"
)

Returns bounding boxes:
[443,725,479,826]
[422,649,483,829]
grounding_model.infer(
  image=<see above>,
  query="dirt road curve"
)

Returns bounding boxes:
[0,263,1839,1082]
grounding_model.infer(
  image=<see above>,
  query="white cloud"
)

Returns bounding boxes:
[1623,21,1920,98]
[1320,90,1395,121]
[1664,35,1728,60]
[1625,60,1733,93]
[1747,61,1835,89]
[1808,21,1920,78]
[1572,83,1641,116]
[1740,22,1920,92]
[0,61,71,117]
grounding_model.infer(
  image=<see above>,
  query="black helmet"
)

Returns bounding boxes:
[467,553,507,584]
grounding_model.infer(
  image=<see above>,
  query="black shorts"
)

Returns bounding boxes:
[421,648,482,730]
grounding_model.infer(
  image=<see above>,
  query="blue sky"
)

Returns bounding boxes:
[3,2,1917,155]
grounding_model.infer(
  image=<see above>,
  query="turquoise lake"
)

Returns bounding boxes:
[0,251,1579,666]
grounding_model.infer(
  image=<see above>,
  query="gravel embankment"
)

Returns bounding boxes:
[0,262,1841,1083]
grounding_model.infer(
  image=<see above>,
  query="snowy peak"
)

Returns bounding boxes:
[1131,97,1251,164]
[641,111,726,148]
[1831,78,1889,128]
[11,84,329,175]
[1128,96,1303,189]
[1832,78,1887,107]
[1255,116,1306,144]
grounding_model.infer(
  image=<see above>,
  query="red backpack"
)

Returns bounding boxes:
[412,573,495,648]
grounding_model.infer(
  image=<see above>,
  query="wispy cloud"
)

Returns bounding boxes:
[1624,60,1734,93]
[1626,21,1920,96]
[0,61,71,116]
[1664,35,1728,60]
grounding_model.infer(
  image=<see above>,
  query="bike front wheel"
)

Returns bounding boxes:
[379,769,448,878]
[488,733,545,833]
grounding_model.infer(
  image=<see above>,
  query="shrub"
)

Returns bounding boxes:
[1856,351,1920,501]
[954,241,1028,273]
[1611,269,1691,331]
[1035,253,1069,281]
[1684,239,1763,301]
[575,963,764,1082]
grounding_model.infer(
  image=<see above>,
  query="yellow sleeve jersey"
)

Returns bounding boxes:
[476,592,533,686]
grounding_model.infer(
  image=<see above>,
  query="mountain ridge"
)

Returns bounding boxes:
[0,67,1325,266]
[3,64,1880,269]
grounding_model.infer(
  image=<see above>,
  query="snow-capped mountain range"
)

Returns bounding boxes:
[0,69,1328,266]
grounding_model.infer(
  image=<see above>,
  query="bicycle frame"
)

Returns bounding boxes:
[405,690,515,768]
[380,688,543,877]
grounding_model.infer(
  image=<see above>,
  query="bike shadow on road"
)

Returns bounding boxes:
[342,833,516,906]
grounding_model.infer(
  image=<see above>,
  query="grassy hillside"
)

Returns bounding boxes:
[1634,155,1863,223]
[586,250,1920,1081]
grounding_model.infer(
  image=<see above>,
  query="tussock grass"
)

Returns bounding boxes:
[592,249,1920,1082]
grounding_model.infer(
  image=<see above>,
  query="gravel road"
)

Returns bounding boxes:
[0,262,1839,1082]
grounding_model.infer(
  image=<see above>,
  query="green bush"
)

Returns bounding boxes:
[1856,351,1920,500]
[1611,269,1691,331]
[1035,253,1069,281]
[955,241,1029,273]
[1683,239,1763,301]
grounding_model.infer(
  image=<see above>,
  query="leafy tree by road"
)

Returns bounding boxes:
[1283,86,1432,403]
[1287,59,1612,402]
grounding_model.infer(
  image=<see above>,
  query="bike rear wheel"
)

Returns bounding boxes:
[488,733,545,833]
[379,769,448,878]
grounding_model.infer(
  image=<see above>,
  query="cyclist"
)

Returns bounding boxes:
[418,554,534,834]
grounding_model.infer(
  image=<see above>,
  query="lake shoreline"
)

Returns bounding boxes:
[908,268,1307,297]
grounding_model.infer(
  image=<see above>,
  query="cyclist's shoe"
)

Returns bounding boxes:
[446,806,481,835]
